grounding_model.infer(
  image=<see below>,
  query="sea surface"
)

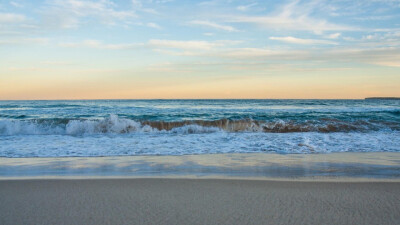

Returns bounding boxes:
[0,99,399,157]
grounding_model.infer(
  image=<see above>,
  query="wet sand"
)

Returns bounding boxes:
[1,179,400,225]
[2,152,400,179]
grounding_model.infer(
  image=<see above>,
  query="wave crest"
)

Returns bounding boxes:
[0,114,399,136]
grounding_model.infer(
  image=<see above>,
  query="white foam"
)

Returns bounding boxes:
[0,115,157,136]
[65,114,150,135]
[0,120,64,135]
[170,124,222,134]
[1,131,399,157]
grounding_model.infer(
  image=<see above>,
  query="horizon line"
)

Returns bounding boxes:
[0,97,394,101]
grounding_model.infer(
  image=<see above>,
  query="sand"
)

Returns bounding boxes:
[1,179,400,225]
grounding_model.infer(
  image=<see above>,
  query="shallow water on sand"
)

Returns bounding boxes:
[1,153,399,180]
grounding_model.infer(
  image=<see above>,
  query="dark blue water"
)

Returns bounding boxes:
[1,99,399,122]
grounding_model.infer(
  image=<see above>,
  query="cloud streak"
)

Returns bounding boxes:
[59,39,242,51]
[237,3,258,12]
[146,22,161,29]
[59,40,143,50]
[148,39,241,50]
[213,46,400,68]
[189,20,238,32]
[269,36,337,45]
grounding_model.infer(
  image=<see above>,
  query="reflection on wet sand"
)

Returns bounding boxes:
[1,153,399,180]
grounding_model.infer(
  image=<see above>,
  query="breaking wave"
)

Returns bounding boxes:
[1,114,399,136]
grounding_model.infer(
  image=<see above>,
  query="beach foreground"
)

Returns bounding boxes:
[1,179,399,225]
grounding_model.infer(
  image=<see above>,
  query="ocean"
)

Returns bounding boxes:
[0,99,399,157]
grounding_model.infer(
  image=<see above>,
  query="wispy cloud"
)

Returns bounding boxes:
[325,33,341,39]
[59,40,143,50]
[228,1,354,33]
[0,13,26,23]
[146,22,161,29]
[0,37,48,45]
[9,1,24,8]
[325,47,400,67]
[148,39,241,50]
[197,1,218,6]
[269,36,337,45]
[237,3,258,12]
[149,42,400,68]
[354,15,397,21]
[189,20,238,32]
[41,0,136,28]
[149,39,217,50]
[214,48,308,59]
[132,0,159,14]
[213,46,400,68]
[59,39,243,51]
[358,31,400,47]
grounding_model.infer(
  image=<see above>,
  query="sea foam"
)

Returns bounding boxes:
[1,131,399,157]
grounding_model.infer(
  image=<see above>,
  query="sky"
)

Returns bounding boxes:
[0,0,400,100]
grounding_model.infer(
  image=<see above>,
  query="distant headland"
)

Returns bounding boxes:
[365,97,400,100]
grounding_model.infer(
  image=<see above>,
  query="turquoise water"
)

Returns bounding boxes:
[0,99,399,157]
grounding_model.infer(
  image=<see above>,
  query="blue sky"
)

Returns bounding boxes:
[1,0,400,99]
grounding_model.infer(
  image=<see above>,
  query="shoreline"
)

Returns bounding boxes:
[2,177,400,182]
[1,152,399,180]
[1,175,400,182]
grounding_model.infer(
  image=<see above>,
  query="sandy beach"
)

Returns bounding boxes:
[1,178,399,225]
[2,0,400,223]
